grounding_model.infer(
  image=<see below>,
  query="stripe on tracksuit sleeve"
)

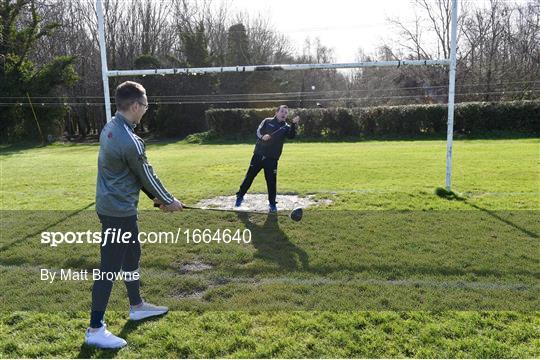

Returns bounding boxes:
[256,119,266,139]
[123,124,174,204]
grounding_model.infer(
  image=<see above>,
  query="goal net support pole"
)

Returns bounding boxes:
[446,0,459,192]
[96,0,112,123]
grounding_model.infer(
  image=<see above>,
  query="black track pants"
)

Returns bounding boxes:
[90,214,142,328]
[236,154,278,205]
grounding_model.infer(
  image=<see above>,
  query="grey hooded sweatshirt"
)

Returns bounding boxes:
[95,112,174,217]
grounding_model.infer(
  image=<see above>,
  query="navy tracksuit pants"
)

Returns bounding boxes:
[237,153,278,205]
[90,214,142,328]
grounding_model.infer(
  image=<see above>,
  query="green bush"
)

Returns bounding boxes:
[205,108,274,139]
[454,101,540,133]
[155,103,209,138]
[205,101,539,138]
[292,108,323,137]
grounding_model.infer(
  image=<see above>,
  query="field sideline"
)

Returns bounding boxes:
[0,138,539,358]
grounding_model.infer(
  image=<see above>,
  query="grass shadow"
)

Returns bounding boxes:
[435,187,538,238]
[0,202,96,252]
[236,212,309,271]
[307,261,539,279]
[117,314,168,339]
[77,342,123,358]
[76,314,168,358]
[0,141,47,156]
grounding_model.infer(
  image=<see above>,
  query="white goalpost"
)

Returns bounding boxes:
[95,0,458,191]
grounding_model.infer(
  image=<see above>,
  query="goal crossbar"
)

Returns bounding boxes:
[107,60,450,77]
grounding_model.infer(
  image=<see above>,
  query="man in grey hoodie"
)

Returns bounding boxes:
[86,81,182,349]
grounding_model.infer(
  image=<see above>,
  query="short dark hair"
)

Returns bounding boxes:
[115,81,146,111]
[276,105,288,113]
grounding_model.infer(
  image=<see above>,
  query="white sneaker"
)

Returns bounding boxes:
[129,301,168,321]
[85,323,127,349]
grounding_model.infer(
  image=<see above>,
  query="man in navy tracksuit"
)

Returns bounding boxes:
[235,105,300,212]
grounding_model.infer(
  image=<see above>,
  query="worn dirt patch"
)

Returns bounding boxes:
[174,262,214,274]
[196,194,331,212]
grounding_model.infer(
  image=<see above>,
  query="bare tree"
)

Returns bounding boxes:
[460,0,539,100]
[387,0,467,59]
[388,14,431,59]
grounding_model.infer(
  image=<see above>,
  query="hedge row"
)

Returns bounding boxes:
[205,101,539,138]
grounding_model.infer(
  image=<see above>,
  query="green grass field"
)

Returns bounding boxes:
[0,138,539,357]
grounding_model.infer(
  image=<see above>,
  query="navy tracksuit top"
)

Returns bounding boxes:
[253,116,296,159]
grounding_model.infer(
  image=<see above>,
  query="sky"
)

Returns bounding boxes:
[227,0,433,63]
[226,0,530,63]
